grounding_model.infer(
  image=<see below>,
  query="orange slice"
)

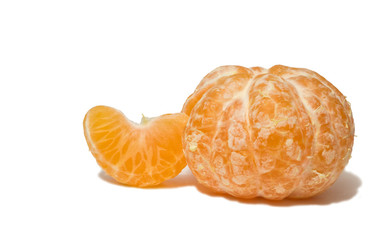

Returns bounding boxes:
[83,105,188,187]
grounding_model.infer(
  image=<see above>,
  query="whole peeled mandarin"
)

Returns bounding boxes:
[182,65,354,200]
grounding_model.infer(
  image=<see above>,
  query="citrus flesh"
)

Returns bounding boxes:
[84,106,188,187]
[182,65,354,199]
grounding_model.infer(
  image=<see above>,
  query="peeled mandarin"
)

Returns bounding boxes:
[182,65,354,200]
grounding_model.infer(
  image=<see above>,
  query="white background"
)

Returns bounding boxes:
[1,0,383,239]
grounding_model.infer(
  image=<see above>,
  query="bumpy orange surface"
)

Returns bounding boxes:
[84,106,188,187]
[182,65,354,199]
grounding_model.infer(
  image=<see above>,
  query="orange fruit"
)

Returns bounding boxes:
[182,65,354,200]
[84,106,188,187]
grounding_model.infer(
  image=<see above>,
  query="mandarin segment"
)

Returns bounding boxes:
[182,65,354,199]
[84,105,188,187]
